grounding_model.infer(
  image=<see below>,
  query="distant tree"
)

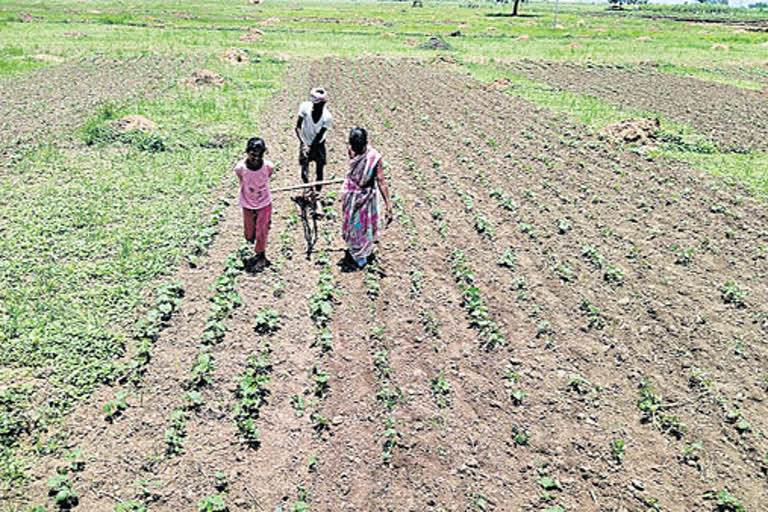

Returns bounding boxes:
[496,0,523,16]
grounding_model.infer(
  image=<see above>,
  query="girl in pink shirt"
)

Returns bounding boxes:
[234,137,274,271]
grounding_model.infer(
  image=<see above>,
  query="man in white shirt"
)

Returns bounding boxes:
[295,87,332,192]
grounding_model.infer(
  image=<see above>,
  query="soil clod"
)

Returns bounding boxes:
[109,115,157,134]
[222,47,249,65]
[600,117,660,144]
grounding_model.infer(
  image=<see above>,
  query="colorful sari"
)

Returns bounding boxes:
[341,146,382,262]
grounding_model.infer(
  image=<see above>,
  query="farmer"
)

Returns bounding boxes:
[341,127,393,269]
[234,137,274,272]
[295,87,332,192]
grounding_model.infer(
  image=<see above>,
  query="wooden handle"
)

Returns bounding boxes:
[271,178,345,193]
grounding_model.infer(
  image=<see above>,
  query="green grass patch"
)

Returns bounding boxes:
[0,55,285,493]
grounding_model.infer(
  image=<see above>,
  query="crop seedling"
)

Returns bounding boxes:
[679,441,703,467]
[580,300,605,330]
[557,218,572,234]
[312,328,334,353]
[420,309,441,337]
[253,308,281,335]
[214,471,228,492]
[498,248,517,269]
[291,395,307,417]
[197,494,228,512]
[380,417,405,465]
[430,374,452,408]
[234,350,272,448]
[188,352,215,389]
[47,473,78,508]
[115,500,147,512]
[554,262,576,283]
[309,365,331,398]
[377,385,404,410]
[308,455,318,472]
[704,489,745,512]
[511,425,529,446]
[311,412,330,434]
[581,245,604,268]
[103,391,129,422]
[289,486,310,512]
[675,247,694,266]
[604,266,625,285]
[721,281,747,307]
[164,408,188,456]
[611,440,625,464]
[637,379,687,438]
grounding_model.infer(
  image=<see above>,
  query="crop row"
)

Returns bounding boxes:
[165,251,243,457]
[186,197,230,268]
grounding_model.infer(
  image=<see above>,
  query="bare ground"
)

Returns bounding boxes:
[504,60,768,152]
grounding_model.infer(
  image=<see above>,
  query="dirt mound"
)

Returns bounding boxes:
[63,31,87,39]
[258,16,280,26]
[432,53,459,64]
[524,20,537,26]
[648,26,660,31]
[487,77,512,91]
[567,42,584,49]
[761,41,768,47]
[184,69,225,87]
[514,35,530,42]
[403,38,420,47]
[109,115,157,134]
[419,36,452,50]
[239,28,264,43]
[711,43,729,51]
[635,36,652,42]
[30,54,66,63]
[381,32,396,38]
[222,47,249,64]
[600,117,660,143]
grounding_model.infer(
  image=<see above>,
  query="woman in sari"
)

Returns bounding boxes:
[341,127,393,268]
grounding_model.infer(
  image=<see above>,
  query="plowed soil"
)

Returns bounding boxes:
[18,59,768,511]
[0,57,192,164]
[505,60,768,152]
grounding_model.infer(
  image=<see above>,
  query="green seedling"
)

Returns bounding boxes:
[311,412,330,434]
[611,440,625,464]
[253,308,281,334]
[704,488,745,512]
[557,218,572,234]
[377,385,404,410]
[604,266,625,285]
[197,494,228,512]
[511,425,529,446]
[115,500,147,512]
[675,247,694,265]
[581,245,604,268]
[430,374,451,408]
[47,474,78,509]
[637,379,687,438]
[103,391,129,422]
[312,329,334,353]
[214,471,228,492]
[498,248,517,269]
[291,395,307,417]
[721,281,748,307]
[580,300,605,330]
[380,417,405,465]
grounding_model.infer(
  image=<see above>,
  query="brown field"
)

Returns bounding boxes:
[15,59,768,512]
